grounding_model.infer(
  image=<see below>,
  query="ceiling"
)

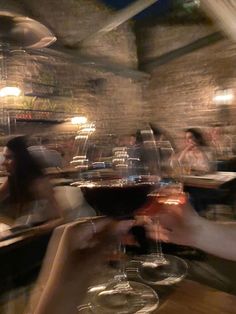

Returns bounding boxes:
[99,0,172,20]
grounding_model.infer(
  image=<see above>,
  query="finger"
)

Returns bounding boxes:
[64,218,112,251]
[114,220,134,236]
[147,226,171,243]
[134,215,152,226]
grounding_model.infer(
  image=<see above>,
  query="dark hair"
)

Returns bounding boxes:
[149,123,176,151]
[185,128,207,146]
[6,136,44,210]
[135,129,143,145]
[149,123,162,138]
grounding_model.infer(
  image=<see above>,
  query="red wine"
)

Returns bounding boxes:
[81,182,155,218]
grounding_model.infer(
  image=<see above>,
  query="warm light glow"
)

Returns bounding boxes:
[71,116,87,125]
[80,127,96,133]
[213,89,234,104]
[0,86,21,97]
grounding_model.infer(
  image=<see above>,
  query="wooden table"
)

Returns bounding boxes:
[156,279,236,314]
[45,166,78,176]
[0,224,55,294]
[50,177,75,186]
[183,171,236,189]
[183,171,236,212]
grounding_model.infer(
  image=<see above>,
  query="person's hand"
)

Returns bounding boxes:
[55,218,134,277]
[186,143,195,151]
[30,218,134,314]
[146,202,203,247]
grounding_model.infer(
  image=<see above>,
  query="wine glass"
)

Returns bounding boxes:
[72,123,160,313]
[132,140,188,285]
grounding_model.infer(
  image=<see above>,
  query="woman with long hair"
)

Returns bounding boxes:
[0,136,61,225]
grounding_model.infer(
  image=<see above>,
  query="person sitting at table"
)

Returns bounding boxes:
[146,200,236,262]
[0,136,62,227]
[177,128,214,174]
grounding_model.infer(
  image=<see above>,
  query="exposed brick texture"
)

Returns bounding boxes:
[1,1,236,150]
[21,0,138,67]
[140,23,236,148]
[0,0,145,138]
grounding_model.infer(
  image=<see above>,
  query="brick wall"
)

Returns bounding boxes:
[0,0,147,138]
[22,0,138,67]
[3,1,236,150]
[139,22,236,149]
[1,53,146,137]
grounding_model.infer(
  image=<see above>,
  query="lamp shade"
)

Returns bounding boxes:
[0,11,56,48]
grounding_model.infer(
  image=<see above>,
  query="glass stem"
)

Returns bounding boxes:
[154,216,165,260]
[114,241,128,282]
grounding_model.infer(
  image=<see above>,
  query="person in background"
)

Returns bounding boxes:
[0,136,62,226]
[149,123,177,177]
[209,124,233,160]
[28,138,64,169]
[149,123,177,151]
[177,128,214,174]
[146,200,236,262]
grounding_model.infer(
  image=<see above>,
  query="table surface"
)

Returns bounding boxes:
[156,279,236,314]
[183,171,236,189]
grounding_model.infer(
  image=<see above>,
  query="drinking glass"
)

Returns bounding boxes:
[72,122,160,313]
[132,141,188,285]
[133,183,188,286]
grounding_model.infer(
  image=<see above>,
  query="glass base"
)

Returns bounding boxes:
[134,254,188,285]
[87,280,159,314]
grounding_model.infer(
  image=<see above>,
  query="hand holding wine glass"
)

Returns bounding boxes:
[132,183,188,286]
[130,137,189,286]
[146,199,203,247]
[73,123,160,313]
[29,218,134,314]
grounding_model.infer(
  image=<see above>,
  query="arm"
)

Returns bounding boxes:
[0,178,9,202]
[26,219,133,314]
[177,145,192,164]
[195,147,213,172]
[32,177,63,220]
[147,202,236,261]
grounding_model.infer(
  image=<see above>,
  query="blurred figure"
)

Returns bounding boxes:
[209,124,233,159]
[149,123,177,177]
[28,137,63,169]
[116,134,136,147]
[0,136,62,226]
[177,128,214,174]
[149,123,176,151]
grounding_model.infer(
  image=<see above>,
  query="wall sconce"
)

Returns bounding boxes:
[213,89,234,105]
[71,116,87,125]
[0,86,21,97]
